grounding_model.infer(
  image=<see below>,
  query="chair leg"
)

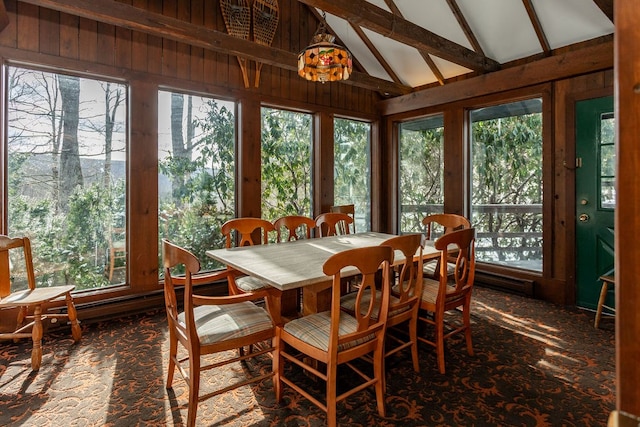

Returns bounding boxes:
[166,329,177,389]
[65,293,82,342]
[594,280,609,329]
[273,330,283,402]
[409,315,420,373]
[326,362,338,427]
[435,312,446,375]
[374,344,386,418]
[31,305,44,371]
[186,353,200,427]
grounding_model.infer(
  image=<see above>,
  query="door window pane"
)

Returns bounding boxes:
[470,98,543,271]
[6,66,127,289]
[398,115,444,233]
[158,91,236,272]
[334,118,371,232]
[261,107,312,219]
[599,113,615,209]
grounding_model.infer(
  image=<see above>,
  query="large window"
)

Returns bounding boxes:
[398,115,444,233]
[6,66,127,290]
[260,107,312,220]
[470,98,543,270]
[334,118,371,231]
[158,91,236,272]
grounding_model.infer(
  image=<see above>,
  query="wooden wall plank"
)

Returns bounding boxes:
[96,22,115,66]
[189,0,203,83]
[161,0,177,78]
[202,0,216,85]
[145,0,162,75]
[114,0,132,69]
[59,12,78,59]
[78,16,97,63]
[16,2,40,51]
[130,0,148,72]
[38,6,58,55]
[175,0,190,81]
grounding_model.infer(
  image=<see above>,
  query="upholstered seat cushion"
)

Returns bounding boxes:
[178,301,273,346]
[340,290,407,320]
[422,260,456,277]
[283,311,375,352]
[236,275,271,292]
[420,278,459,304]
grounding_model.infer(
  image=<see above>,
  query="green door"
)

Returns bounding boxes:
[575,96,615,310]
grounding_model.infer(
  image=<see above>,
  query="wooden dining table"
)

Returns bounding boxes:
[206,232,441,322]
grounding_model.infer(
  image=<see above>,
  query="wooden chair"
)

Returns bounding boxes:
[220,217,275,295]
[418,228,476,374]
[330,204,356,234]
[273,215,316,242]
[340,233,424,386]
[161,239,275,427]
[422,213,471,279]
[0,235,82,371]
[106,226,126,282]
[314,212,354,237]
[274,245,393,427]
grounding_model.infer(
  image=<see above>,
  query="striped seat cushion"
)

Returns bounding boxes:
[423,260,456,277]
[340,290,407,320]
[420,278,457,304]
[283,311,376,352]
[178,301,273,346]
[236,275,271,292]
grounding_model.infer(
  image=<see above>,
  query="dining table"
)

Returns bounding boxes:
[206,231,441,323]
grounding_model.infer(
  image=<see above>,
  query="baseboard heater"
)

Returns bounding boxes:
[474,270,535,297]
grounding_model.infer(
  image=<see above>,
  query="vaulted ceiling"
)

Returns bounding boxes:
[302,0,614,94]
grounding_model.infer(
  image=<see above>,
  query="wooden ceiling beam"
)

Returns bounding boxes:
[296,0,500,73]
[593,0,614,22]
[522,0,551,55]
[18,0,411,96]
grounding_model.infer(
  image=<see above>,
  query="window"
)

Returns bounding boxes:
[158,91,236,272]
[6,66,127,289]
[260,107,312,219]
[398,115,444,233]
[470,98,543,271]
[599,112,615,209]
[334,118,371,231]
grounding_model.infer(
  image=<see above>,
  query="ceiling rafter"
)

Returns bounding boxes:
[384,0,444,86]
[296,0,500,73]
[446,0,484,56]
[17,0,411,96]
[592,0,614,22]
[522,0,551,55]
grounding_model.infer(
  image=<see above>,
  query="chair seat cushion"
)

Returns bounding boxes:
[420,278,457,305]
[178,301,273,346]
[422,260,455,277]
[340,290,407,320]
[236,275,271,292]
[283,311,375,352]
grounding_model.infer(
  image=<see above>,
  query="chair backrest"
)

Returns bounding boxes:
[434,228,476,299]
[161,238,201,338]
[273,215,316,242]
[330,204,356,233]
[381,233,424,310]
[315,212,354,237]
[422,213,470,240]
[323,245,393,352]
[0,235,36,298]
[221,217,275,247]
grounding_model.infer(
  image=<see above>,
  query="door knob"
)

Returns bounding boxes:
[579,213,590,222]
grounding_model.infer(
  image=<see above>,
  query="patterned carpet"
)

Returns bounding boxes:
[0,286,615,426]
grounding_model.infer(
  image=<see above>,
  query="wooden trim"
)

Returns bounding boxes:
[615,0,640,415]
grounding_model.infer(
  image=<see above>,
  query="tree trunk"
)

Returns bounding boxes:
[58,75,83,211]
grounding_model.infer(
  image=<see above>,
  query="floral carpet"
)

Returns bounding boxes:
[0,286,615,426]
